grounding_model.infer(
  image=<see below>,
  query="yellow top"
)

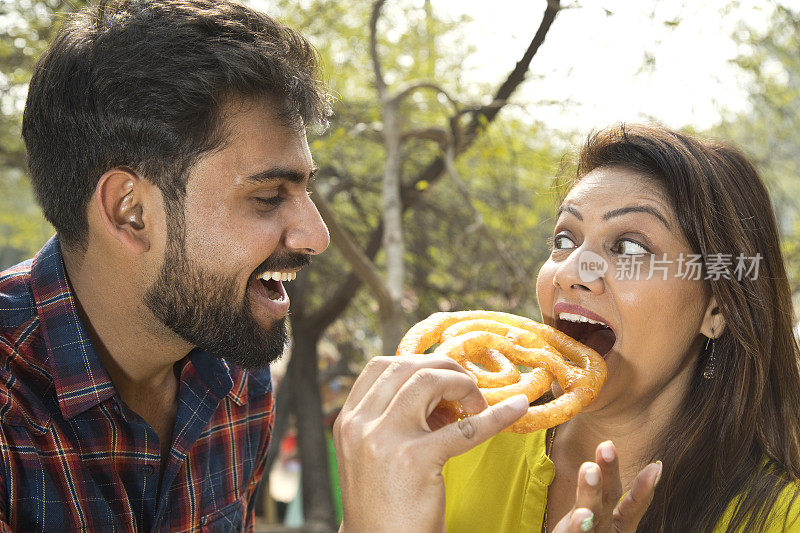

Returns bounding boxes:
[442,431,800,532]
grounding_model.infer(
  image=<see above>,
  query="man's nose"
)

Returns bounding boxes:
[284,193,330,255]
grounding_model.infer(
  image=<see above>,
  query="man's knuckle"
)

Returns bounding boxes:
[488,405,506,426]
[412,368,439,388]
[394,441,417,471]
[457,416,478,440]
[430,355,462,371]
[365,356,392,371]
[361,432,387,460]
[334,415,362,444]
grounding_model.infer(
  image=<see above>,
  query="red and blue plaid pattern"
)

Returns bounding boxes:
[0,236,274,531]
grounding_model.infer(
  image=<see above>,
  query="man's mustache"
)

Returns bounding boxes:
[252,253,312,279]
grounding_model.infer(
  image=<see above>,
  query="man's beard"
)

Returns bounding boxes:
[143,237,288,370]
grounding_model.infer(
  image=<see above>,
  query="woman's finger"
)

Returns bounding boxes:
[595,440,623,520]
[612,461,662,531]
[571,461,604,528]
[552,507,596,533]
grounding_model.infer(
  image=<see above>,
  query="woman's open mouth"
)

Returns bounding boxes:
[554,307,616,358]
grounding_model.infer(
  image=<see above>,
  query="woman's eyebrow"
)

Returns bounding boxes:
[557,205,583,221]
[602,205,671,230]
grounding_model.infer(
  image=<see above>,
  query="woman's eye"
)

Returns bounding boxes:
[613,238,649,255]
[552,234,576,250]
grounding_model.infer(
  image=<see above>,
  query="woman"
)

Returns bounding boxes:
[442,124,800,532]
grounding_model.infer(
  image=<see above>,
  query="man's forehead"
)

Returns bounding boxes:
[185,105,313,192]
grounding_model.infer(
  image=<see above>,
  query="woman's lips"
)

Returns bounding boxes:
[552,302,614,331]
[552,302,616,357]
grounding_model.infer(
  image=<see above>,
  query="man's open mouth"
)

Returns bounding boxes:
[555,312,616,357]
[258,270,296,302]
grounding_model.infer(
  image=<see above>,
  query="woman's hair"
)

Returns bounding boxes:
[574,124,800,532]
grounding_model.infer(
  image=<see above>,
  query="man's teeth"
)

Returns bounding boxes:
[558,312,607,326]
[260,271,297,282]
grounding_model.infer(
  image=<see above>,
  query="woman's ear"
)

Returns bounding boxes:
[94,167,151,253]
[700,296,726,339]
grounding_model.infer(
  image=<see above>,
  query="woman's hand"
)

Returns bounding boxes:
[334,355,529,533]
[553,441,662,532]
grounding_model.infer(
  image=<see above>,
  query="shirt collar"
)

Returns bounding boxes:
[31,235,116,420]
[185,349,236,401]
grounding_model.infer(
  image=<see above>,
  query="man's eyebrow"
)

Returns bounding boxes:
[556,205,583,221]
[602,205,671,230]
[244,166,317,184]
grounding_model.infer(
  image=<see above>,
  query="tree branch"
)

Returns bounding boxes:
[390,81,459,110]
[401,127,450,145]
[370,0,388,99]
[311,184,393,312]
[401,0,561,209]
[306,225,384,332]
[443,143,527,281]
[306,0,562,330]
[464,0,561,136]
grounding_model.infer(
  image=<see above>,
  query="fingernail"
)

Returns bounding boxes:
[600,440,615,462]
[505,394,529,411]
[574,508,594,531]
[654,460,663,487]
[584,464,600,487]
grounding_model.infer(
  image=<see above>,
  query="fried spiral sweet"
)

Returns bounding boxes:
[395,310,608,433]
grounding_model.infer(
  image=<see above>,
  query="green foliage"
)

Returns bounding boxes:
[276,0,568,367]
[709,3,800,304]
[0,0,567,360]
[0,0,87,267]
[406,119,563,320]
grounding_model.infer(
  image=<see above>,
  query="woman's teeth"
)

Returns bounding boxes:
[558,312,607,326]
[260,271,297,282]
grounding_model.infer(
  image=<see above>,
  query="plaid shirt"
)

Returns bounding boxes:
[0,236,274,532]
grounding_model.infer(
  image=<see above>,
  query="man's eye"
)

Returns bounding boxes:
[254,196,284,208]
[551,234,576,250]
[613,238,649,255]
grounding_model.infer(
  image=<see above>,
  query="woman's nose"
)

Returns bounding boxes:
[553,247,606,293]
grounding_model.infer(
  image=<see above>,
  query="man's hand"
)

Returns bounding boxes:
[334,355,529,533]
[553,441,662,533]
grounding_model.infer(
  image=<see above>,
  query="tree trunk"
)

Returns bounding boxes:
[273,2,564,528]
[380,302,405,356]
[255,373,293,519]
[289,329,336,531]
[380,100,406,354]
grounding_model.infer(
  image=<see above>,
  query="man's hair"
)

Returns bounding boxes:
[22,0,331,248]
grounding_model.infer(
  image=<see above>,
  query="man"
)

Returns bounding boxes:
[1,1,330,530]
[0,0,527,531]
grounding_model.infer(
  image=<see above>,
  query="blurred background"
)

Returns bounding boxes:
[1,0,799,531]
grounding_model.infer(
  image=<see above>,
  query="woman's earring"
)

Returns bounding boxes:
[703,327,716,380]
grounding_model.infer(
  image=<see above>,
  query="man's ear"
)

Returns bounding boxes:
[94,167,151,253]
[700,296,726,339]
